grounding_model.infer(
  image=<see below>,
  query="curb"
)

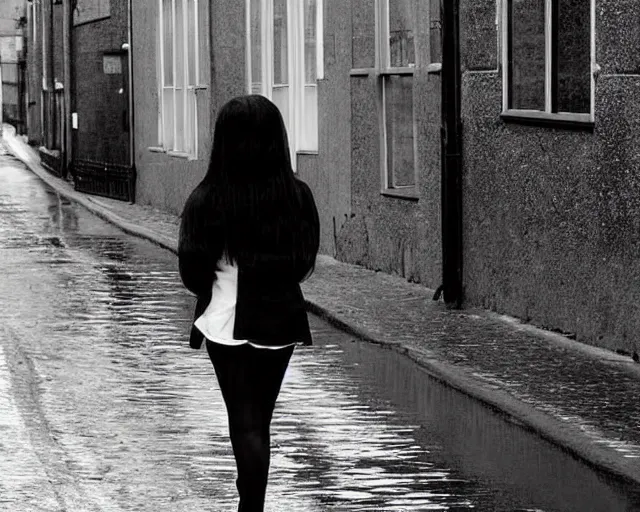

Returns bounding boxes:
[307,300,640,488]
[5,126,640,489]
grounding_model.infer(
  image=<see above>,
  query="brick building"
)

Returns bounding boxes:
[25,0,134,199]
[71,0,134,201]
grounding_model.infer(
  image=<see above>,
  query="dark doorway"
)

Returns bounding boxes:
[73,49,135,202]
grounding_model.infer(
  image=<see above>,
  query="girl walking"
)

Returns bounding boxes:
[178,95,320,511]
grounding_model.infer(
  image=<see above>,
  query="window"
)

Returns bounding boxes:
[378,0,417,194]
[246,0,323,156]
[502,0,594,123]
[157,0,203,159]
[32,0,37,48]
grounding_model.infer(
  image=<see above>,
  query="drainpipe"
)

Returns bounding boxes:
[46,0,55,149]
[434,0,463,308]
[126,0,134,171]
[62,0,72,178]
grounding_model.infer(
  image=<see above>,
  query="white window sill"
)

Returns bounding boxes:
[74,15,111,28]
[501,110,594,130]
[350,68,416,78]
[147,147,197,160]
[167,151,194,160]
[381,188,419,201]
[350,68,373,77]
[297,150,319,156]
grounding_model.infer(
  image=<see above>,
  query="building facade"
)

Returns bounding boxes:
[460,0,640,354]
[25,0,134,199]
[1,0,27,134]
[133,0,640,354]
[25,0,65,166]
[71,0,134,200]
[133,0,435,264]
[131,0,214,212]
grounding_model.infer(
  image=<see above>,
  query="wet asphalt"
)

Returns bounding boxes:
[2,149,640,511]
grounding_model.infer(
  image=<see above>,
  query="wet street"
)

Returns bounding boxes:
[3,149,640,512]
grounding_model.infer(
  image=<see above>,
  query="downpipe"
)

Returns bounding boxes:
[433,0,463,308]
[63,0,72,179]
[127,0,134,172]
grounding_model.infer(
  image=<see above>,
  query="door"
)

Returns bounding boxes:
[73,50,130,166]
[102,51,130,166]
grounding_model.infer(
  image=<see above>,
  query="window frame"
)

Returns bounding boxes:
[32,0,37,49]
[245,0,324,158]
[376,0,419,199]
[501,0,596,125]
[156,0,207,160]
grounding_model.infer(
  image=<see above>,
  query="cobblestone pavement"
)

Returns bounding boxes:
[5,127,640,505]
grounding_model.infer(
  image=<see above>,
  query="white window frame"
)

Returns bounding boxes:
[501,0,596,124]
[156,0,206,160]
[376,0,418,198]
[41,0,47,90]
[32,0,37,49]
[245,0,324,159]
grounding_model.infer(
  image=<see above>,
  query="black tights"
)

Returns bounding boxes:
[206,341,295,512]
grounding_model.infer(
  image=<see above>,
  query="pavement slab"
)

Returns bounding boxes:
[4,123,640,489]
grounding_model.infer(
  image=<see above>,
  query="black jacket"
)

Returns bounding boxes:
[178,179,320,349]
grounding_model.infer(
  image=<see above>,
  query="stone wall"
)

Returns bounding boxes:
[460,0,640,353]
[297,0,353,256]
[335,0,442,288]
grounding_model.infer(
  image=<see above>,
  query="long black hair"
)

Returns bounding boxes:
[179,95,319,281]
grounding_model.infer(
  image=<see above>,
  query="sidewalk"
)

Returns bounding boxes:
[5,124,640,488]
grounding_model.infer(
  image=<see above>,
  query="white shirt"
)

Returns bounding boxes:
[194,259,295,351]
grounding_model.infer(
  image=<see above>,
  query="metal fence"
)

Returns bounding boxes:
[73,159,136,202]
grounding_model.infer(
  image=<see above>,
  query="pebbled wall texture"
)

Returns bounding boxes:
[296,0,352,257]
[335,0,442,288]
[460,0,640,353]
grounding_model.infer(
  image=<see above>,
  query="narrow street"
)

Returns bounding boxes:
[2,149,640,512]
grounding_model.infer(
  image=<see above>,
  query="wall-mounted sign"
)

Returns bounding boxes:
[103,55,122,75]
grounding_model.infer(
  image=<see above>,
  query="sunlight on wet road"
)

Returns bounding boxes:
[2,152,640,511]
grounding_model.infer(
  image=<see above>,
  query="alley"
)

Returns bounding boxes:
[3,150,640,512]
